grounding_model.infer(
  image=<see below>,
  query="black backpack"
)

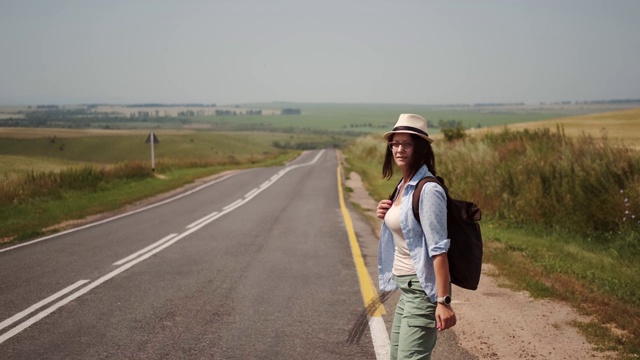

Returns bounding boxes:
[389,176,483,290]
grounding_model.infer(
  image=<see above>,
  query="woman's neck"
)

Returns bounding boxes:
[401,168,413,183]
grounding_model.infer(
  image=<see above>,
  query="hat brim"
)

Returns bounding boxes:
[384,130,434,144]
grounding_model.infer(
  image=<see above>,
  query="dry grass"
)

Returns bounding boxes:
[0,155,96,180]
[475,107,640,147]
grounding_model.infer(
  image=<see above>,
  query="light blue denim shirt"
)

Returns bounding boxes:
[378,165,450,302]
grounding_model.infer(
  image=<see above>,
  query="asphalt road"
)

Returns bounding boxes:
[0,148,477,360]
[0,149,377,359]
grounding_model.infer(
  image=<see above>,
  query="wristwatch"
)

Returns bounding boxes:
[437,295,451,306]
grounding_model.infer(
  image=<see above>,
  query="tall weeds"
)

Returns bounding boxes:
[436,127,640,240]
[0,150,287,208]
[345,127,640,243]
[0,163,152,207]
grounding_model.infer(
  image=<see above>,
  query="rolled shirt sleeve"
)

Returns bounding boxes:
[418,182,450,257]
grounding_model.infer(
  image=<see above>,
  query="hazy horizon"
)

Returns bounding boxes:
[2,0,639,106]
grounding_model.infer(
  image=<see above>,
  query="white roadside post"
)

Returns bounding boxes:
[145,131,159,172]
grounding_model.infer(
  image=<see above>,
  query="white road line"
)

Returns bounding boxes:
[222,199,243,210]
[259,181,270,188]
[0,209,217,344]
[0,280,89,332]
[186,212,219,229]
[112,233,178,266]
[0,150,328,344]
[0,173,235,254]
[369,316,391,359]
[245,188,259,198]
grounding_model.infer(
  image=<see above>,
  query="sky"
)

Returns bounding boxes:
[1,0,639,106]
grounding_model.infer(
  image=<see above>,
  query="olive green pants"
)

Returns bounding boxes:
[390,275,438,360]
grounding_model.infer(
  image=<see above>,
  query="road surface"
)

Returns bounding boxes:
[1,149,380,359]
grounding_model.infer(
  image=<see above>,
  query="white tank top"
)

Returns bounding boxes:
[385,203,417,276]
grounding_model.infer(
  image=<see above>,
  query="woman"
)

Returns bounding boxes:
[376,114,456,359]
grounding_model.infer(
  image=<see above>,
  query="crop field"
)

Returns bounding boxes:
[477,107,640,147]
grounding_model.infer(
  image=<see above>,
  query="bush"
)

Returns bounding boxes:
[441,124,467,142]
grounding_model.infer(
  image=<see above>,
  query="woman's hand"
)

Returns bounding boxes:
[435,303,456,331]
[376,200,393,219]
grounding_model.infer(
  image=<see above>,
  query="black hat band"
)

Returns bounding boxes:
[392,126,429,138]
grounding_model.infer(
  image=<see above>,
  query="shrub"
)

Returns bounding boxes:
[441,124,467,142]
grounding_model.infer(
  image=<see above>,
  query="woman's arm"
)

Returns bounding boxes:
[433,253,456,331]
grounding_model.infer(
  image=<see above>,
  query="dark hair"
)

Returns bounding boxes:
[382,133,436,179]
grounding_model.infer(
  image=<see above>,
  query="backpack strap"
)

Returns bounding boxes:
[388,178,404,201]
[412,176,448,224]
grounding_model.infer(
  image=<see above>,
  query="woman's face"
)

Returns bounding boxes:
[390,133,414,169]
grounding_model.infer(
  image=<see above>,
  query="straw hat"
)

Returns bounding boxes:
[383,113,433,143]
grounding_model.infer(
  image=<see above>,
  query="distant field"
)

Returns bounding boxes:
[0,127,170,139]
[0,129,339,164]
[1,103,638,175]
[198,102,635,134]
[3,102,636,134]
[91,104,282,117]
[477,107,640,147]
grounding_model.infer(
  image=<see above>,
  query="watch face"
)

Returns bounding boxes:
[438,296,452,305]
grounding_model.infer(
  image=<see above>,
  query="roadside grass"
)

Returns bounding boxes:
[0,130,316,243]
[483,225,639,357]
[0,155,95,181]
[0,152,298,244]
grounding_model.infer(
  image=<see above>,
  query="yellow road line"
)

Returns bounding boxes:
[337,164,385,317]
